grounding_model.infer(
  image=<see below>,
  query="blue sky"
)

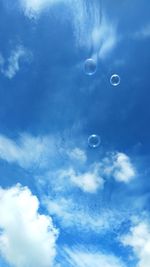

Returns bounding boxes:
[0,0,150,267]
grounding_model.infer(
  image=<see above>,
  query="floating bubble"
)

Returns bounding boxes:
[88,134,101,148]
[110,74,120,86]
[84,58,97,76]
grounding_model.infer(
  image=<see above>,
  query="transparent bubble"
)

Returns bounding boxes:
[110,74,120,86]
[84,58,97,76]
[88,134,101,148]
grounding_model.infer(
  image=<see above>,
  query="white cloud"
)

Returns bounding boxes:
[67,148,87,163]
[113,153,135,183]
[19,0,117,59]
[0,132,135,187]
[70,2,118,58]
[91,16,117,60]
[45,196,126,233]
[0,133,137,233]
[62,166,104,193]
[37,159,105,195]
[0,184,58,267]
[0,133,59,169]
[20,0,61,18]
[103,152,135,183]
[38,149,136,230]
[70,170,103,193]
[0,46,31,79]
[61,246,126,267]
[59,164,104,193]
[121,220,150,267]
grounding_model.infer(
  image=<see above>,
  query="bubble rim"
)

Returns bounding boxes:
[84,58,97,76]
[110,74,121,86]
[88,134,101,148]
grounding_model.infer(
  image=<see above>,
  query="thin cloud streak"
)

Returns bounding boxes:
[0,46,31,79]
[19,0,117,59]
[133,24,150,39]
[61,246,126,267]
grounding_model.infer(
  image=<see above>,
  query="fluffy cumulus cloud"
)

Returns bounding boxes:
[112,152,135,182]
[0,46,31,79]
[61,246,126,267]
[70,169,104,193]
[121,220,150,267]
[0,184,58,267]
[103,152,135,183]
[59,165,104,193]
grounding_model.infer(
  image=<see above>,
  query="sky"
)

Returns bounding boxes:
[0,0,150,266]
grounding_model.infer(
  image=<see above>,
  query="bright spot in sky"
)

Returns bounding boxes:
[110,74,120,86]
[84,58,97,76]
[88,134,101,148]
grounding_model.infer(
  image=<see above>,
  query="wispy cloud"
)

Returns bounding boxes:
[0,184,58,267]
[66,148,87,164]
[91,15,118,60]
[0,133,60,169]
[44,195,128,233]
[0,46,31,79]
[61,246,126,267]
[0,133,136,184]
[134,24,150,39]
[19,0,117,59]
[20,0,61,18]
[39,147,136,232]
[0,132,137,233]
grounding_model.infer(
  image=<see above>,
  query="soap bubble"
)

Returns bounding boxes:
[110,74,120,86]
[84,58,97,76]
[88,134,101,148]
